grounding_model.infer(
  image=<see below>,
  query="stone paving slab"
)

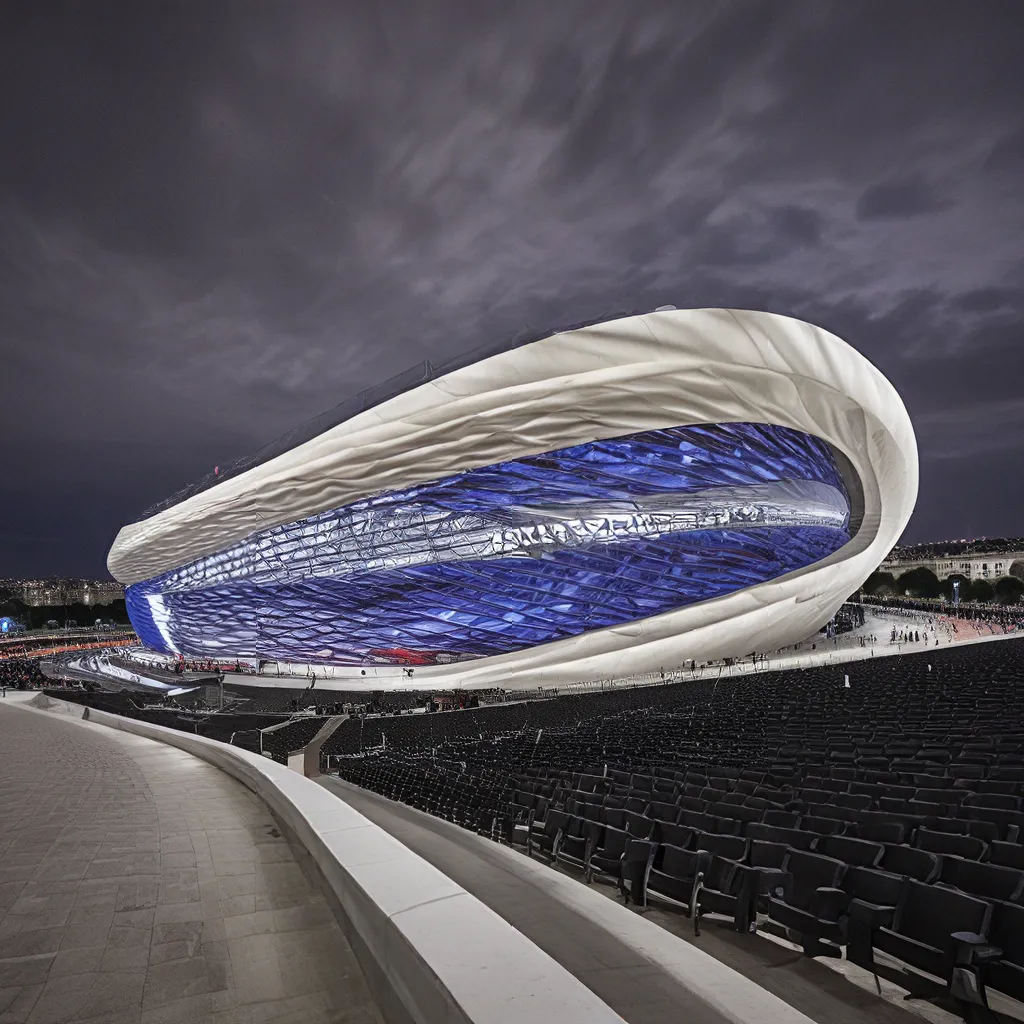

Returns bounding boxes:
[0,702,380,1024]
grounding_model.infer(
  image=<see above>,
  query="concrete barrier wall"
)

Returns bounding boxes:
[30,696,625,1024]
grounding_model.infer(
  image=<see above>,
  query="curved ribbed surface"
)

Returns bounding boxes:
[125,422,851,663]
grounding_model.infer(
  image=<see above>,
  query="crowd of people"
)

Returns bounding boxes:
[0,657,46,693]
[865,594,1024,632]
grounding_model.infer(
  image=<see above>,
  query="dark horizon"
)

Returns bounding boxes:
[3,1,1023,579]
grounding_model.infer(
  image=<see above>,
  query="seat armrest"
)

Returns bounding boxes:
[849,898,895,928]
[951,931,1003,966]
[730,863,790,897]
[813,886,849,923]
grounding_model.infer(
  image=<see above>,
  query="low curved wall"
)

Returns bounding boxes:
[24,695,625,1024]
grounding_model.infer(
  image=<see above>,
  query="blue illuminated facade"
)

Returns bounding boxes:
[127,422,852,664]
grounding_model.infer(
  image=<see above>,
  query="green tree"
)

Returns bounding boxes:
[896,566,941,599]
[972,579,995,603]
[994,576,1024,605]
[862,571,896,596]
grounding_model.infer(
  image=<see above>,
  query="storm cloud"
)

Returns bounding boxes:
[2,0,1023,576]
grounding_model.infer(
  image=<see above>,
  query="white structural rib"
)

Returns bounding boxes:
[107,308,918,686]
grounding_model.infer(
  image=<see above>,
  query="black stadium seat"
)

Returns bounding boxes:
[881,844,941,883]
[814,834,885,868]
[913,827,988,861]
[937,855,1024,903]
[982,900,1024,1003]
[316,633,1024,1011]
[870,879,992,987]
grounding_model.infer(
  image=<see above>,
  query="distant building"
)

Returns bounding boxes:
[880,542,1024,582]
[0,579,125,607]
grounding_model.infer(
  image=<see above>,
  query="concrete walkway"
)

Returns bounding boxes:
[0,702,379,1024]
[320,777,952,1024]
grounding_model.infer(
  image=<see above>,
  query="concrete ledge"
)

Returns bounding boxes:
[19,695,625,1024]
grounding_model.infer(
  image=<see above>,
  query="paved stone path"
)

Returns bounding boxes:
[0,703,379,1024]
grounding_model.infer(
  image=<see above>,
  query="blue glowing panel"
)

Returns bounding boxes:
[127,422,852,663]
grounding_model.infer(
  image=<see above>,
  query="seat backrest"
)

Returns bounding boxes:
[711,801,763,824]
[816,834,885,868]
[750,840,788,869]
[989,840,1024,870]
[939,856,1024,902]
[850,821,906,845]
[678,795,706,812]
[598,825,630,856]
[545,809,570,837]
[801,814,845,836]
[835,792,872,811]
[603,807,626,830]
[660,843,699,879]
[710,815,744,836]
[657,822,694,849]
[782,850,847,912]
[625,812,656,839]
[843,866,902,908]
[801,788,832,804]
[699,833,748,861]
[894,878,991,950]
[882,843,940,882]
[762,809,801,828]
[746,823,818,849]
[914,828,988,861]
[989,899,1024,967]
[916,787,962,805]
[648,800,679,824]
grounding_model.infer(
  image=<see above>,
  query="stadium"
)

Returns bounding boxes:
[106,308,917,687]
[10,309,1024,1024]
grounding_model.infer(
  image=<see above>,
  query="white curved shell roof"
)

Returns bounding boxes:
[108,308,917,685]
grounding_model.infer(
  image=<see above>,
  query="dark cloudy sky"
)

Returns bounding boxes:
[2,1,1023,579]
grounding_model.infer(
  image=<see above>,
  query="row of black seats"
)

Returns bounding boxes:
[518,798,1024,1015]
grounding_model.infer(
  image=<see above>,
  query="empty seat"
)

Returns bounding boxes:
[647,800,679,824]
[938,855,1024,903]
[814,834,885,868]
[881,844,941,883]
[914,828,988,861]
[587,825,631,884]
[871,879,993,984]
[531,808,569,859]
[655,821,695,849]
[989,840,1024,870]
[710,801,763,826]
[847,821,906,845]
[766,850,848,949]
[982,899,1024,1003]
[745,823,819,850]
[834,792,872,812]
[647,833,748,911]
[695,839,789,934]
[763,809,802,828]
[801,815,845,836]
[784,864,902,959]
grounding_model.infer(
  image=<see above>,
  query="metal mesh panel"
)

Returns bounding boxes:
[128,422,850,664]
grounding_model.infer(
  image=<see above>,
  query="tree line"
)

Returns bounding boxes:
[862,566,1024,605]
